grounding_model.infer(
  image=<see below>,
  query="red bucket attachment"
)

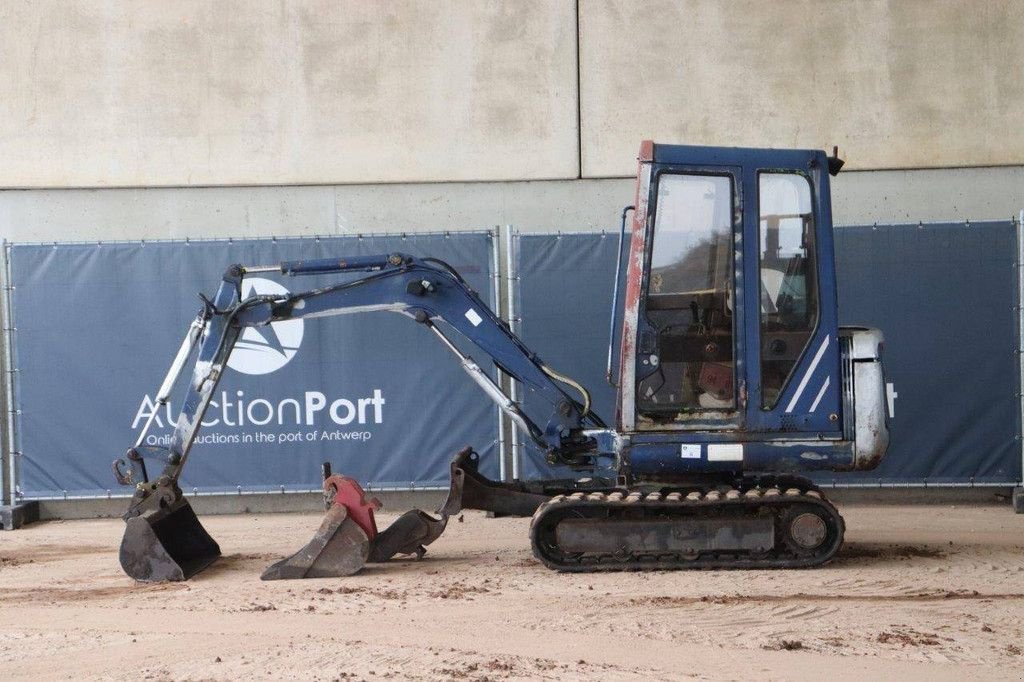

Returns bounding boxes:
[262,472,449,579]
[261,475,381,580]
[260,503,370,580]
[325,474,381,538]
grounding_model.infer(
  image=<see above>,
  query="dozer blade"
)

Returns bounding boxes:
[261,503,369,580]
[119,498,221,582]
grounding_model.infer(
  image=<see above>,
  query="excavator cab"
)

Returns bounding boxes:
[114,142,888,581]
[615,142,887,477]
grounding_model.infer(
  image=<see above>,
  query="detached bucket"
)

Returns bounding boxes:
[261,503,369,580]
[260,472,449,580]
[119,498,221,582]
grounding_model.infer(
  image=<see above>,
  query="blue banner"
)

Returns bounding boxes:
[514,222,1021,485]
[831,222,1020,484]
[9,233,499,498]
[513,232,624,480]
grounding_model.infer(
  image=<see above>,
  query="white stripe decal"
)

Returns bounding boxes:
[785,336,830,413]
[809,376,831,413]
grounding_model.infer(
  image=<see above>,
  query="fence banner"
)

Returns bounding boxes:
[830,222,1019,484]
[513,222,1021,485]
[512,232,624,480]
[8,232,498,498]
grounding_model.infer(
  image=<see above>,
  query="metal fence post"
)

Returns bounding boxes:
[1,240,23,511]
[0,241,9,507]
[1017,210,1024,490]
[489,227,506,482]
[503,226,521,481]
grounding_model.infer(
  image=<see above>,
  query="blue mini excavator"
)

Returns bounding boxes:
[113,142,889,581]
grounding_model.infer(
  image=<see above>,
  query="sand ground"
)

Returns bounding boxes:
[2,504,1024,681]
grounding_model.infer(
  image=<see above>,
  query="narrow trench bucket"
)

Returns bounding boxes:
[261,503,370,580]
[119,498,221,582]
[260,472,449,580]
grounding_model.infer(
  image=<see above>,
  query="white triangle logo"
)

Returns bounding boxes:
[226,278,304,375]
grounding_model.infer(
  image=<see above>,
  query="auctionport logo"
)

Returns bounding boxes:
[228,277,304,375]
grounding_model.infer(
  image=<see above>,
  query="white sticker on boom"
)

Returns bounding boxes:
[464,308,483,327]
[707,443,743,462]
[680,444,701,459]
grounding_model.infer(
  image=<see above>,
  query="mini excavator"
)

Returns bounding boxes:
[113,142,888,581]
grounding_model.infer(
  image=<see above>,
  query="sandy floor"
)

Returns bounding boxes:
[2,504,1024,681]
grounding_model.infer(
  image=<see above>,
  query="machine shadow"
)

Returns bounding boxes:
[830,541,947,567]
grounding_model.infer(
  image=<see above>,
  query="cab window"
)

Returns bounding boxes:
[638,173,736,419]
[758,173,818,408]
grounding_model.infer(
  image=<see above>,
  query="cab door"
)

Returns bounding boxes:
[743,157,842,434]
[630,163,746,431]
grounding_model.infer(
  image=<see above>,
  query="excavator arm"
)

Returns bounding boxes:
[113,253,608,581]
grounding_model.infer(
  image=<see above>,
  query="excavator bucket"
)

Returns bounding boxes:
[260,503,370,580]
[119,498,221,582]
[261,468,449,580]
[261,473,380,580]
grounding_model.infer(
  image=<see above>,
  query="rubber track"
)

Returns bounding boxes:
[529,486,845,572]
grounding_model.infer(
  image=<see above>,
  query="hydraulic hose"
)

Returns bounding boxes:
[540,364,592,417]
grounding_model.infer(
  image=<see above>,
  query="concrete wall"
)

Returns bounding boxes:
[0,1,578,187]
[580,0,1024,176]
[1,167,1021,244]
[2,1,1022,190]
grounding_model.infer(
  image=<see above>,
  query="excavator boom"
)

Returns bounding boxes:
[114,253,609,581]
